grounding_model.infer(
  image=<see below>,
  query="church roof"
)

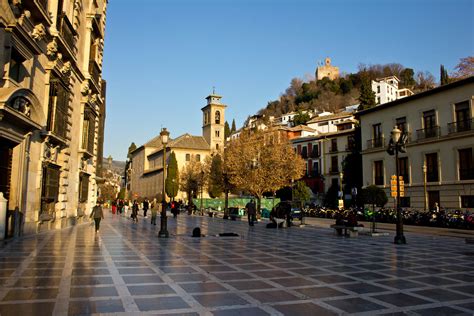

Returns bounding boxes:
[147,133,210,157]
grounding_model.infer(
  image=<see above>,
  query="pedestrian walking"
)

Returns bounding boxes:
[151,199,159,225]
[143,198,149,218]
[245,199,256,226]
[132,200,139,223]
[90,201,104,232]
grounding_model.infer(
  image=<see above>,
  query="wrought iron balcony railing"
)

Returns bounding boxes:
[89,60,101,89]
[448,118,473,134]
[416,126,441,140]
[366,137,384,149]
[58,12,76,53]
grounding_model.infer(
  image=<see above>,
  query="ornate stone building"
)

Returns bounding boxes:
[0,0,108,237]
[129,93,226,201]
[316,57,339,81]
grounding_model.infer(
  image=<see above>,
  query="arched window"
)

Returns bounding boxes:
[216,144,219,150]
[215,111,220,124]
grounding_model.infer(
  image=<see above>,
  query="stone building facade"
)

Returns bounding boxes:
[0,0,108,237]
[316,57,339,81]
[359,77,474,210]
[129,94,226,202]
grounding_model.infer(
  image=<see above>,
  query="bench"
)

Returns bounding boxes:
[330,224,360,237]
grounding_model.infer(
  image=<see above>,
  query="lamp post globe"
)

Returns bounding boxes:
[158,128,170,238]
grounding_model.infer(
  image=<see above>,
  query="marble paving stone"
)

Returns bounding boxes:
[22,269,64,277]
[193,293,249,307]
[371,292,432,307]
[270,277,316,287]
[135,296,190,311]
[346,271,389,280]
[311,274,357,284]
[117,267,155,275]
[72,268,110,275]
[212,272,254,281]
[273,302,338,316]
[0,302,55,316]
[200,265,238,273]
[375,279,426,290]
[246,290,301,303]
[413,306,471,316]
[226,280,275,291]
[160,266,197,273]
[70,276,114,286]
[169,273,211,282]
[211,307,270,316]
[14,277,62,288]
[68,299,124,315]
[127,284,176,295]
[179,282,229,293]
[122,275,164,284]
[325,297,387,313]
[251,270,293,278]
[336,282,389,294]
[294,286,347,299]
[3,288,59,301]
[448,284,474,295]
[411,288,472,302]
[410,276,459,286]
[70,286,119,298]
[113,261,148,267]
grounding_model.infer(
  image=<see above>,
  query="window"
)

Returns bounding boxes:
[373,123,382,140]
[374,160,384,185]
[196,154,201,162]
[81,110,95,153]
[185,154,190,161]
[423,110,437,137]
[459,148,473,180]
[426,153,439,182]
[47,78,69,139]
[215,130,220,137]
[377,85,380,93]
[347,135,355,151]
[331,156,338,172]
[396,117,407,134]
[79,173,90,203]
[41,164,60,214]
[9,47,25,82]
[455,101,471,132]
[301,146,308,159]
[428,191,440,209]
[330,139,338,152]
[461,196,474,208]
[377,97,381,104]
[313,161,319,175]
[398,157,409,184]
[216,144,219,150]
[311,144,319,158]
[215,111,221,124]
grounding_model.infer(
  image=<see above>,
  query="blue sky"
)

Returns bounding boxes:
[102,0,473,161]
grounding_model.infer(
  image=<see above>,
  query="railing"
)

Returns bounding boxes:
[89,60,101,88]
[309,151,320,158]
[36,0,48,13]
[301,152,308,159]
[345,144,356,151]
[366,137,384,149]
[330,167,339,174]
[448,118,473,134]
[416,126,440,140]
[58,13,76,52]
[329,145,338,153]
[459,168,474,180]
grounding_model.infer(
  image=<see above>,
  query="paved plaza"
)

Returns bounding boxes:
[0,213,473,316]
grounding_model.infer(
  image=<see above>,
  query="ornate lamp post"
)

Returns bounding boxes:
[338,171,344,210]
[387,126,407,244]
[422,163,428,211]
[200,170,204,215]
[158,128,170,238]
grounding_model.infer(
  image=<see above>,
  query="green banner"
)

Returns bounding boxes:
[193,197,280,211]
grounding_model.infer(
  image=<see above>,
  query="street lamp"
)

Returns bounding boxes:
[200,170,204,215]
[387,126,407,244]
[158,128,170,238]
[422,163,427,212]
[338,171,344,210]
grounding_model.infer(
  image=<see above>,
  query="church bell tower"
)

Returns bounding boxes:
[202,91,226,152]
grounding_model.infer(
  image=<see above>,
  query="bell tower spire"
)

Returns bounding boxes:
[201,90,226,152]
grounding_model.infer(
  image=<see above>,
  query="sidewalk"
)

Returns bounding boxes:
[0,212,473,315]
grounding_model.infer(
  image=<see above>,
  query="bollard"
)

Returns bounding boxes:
[0,192,7,240]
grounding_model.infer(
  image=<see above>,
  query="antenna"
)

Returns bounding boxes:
[212,86,215,94]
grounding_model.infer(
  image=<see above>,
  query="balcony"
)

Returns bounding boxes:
[88,60,101,91]
[416,126,440,140]
[37,0,48,12]
[329,145,338,153]
[330,167,339,174]
[57,12,77,54]
[309,150,320,158]
[459,168,474,180]
[345,144,356,151]
[448,118,473,134]
[366,137,385,149]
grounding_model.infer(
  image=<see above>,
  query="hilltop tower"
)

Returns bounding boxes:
[316,57,340,81]
[202,92,227,152]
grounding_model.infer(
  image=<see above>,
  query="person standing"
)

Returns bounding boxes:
[90,201,104,232]
[143,198,149,218]
[132,200,139,223]
[246,199,256,226]
[150,199,158,225]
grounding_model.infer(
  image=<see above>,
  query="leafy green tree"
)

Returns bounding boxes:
[360,185,388,207]
[127,142,137,159]
[208,154,224,198]
[399,68,415,88]
[231,119,236,133]
[224,121,231,139]
[358,79,376,110]
[165,152,179,201]
[292,110,310,126]
[117,188,126,200]
[324,183,340,209]
[292,181,311,204]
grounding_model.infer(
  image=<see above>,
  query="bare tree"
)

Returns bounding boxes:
[452,56,474,79]
[415,71,436,92]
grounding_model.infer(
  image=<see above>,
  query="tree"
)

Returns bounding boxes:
[399,68,415,88]
[165,151,179,201]
[208,153,224,198]
[180,159,204,207]
[360,185,388,207]
[358,79,376,110]
[452,56,474,79]
[291,110,311,126]
[415,71,436,91]
[324,183,340,209]
[225,130,305,211]
[127,142,137,159]
[231,119,236,133]
[117,188,126,200]
[224,121,231,139]
[440,64,449,85]
[292,181,311,205]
